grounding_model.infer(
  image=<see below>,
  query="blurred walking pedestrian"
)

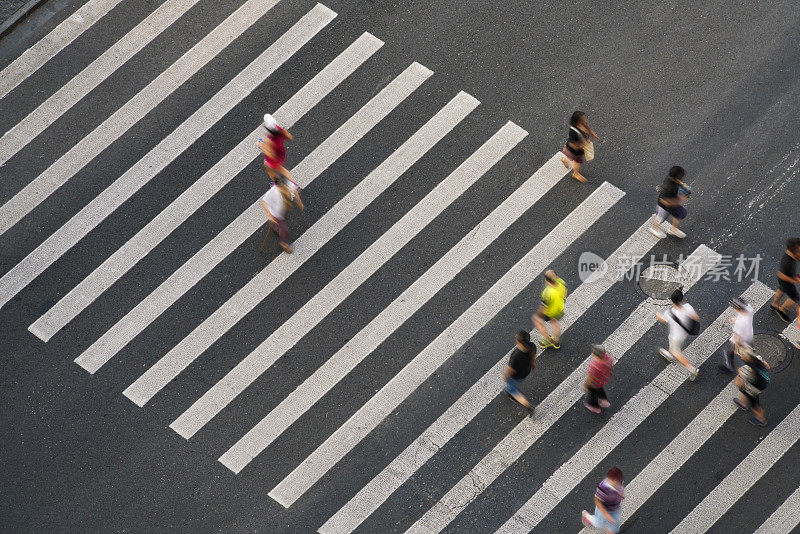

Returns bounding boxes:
[718,297,754,374]
[770,237,800,322]
[656,288,700,380]
[560,110,599,183]
[581,467,626,533]
[258,113,299,188]
[532,270,567,349]
[734,344,770,426]
[501,331,537,414]
[650,165,690,239]
[584,344,613,414]
[260,177,304,254]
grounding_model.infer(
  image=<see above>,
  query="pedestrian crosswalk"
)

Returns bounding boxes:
[2,2,798,532]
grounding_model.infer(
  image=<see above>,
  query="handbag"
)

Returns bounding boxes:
[583,140,595,162]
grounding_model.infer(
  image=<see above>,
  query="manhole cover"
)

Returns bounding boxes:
[637,264,682,300]
[752,332,793,373]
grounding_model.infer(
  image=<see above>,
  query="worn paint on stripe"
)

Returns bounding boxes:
[0,0,289,235]
[0,0,123,100]
[497,281,774,533]
[29,30,377,341]
[671,403,800,534]
[406,245,721,534]
[74,60,431,373]
[147,119,522,421]
[211,126,535,463]
[269,181,625,508]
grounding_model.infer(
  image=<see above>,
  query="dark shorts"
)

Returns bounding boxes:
[537,309,564,322]
[656,203,687,222]
[741,389,761,409]
[562,145,584,164]
[778,279,800,302]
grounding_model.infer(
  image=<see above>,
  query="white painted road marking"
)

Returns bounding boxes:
[0,0,123,100]
[166,93,480,438]
[320,220,664,534]
[405,245,719,534]
[0,0,209,165]
[74,61,431,374]
[139,119,522,416]
[269,181,625,508]
[496,281,774,533]
[670,402,800,533]
[218,140,552,467]
[754,484,800,534]
[119,62,442,404]
[29,29,378,341]
[8,4,335,317]
[0,0,286,236]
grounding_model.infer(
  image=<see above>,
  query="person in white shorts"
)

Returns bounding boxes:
[656,288,700,380]
[719,297,754,374]
[260,177,303,254]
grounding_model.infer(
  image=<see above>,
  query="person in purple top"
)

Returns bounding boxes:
[581,467,626,533]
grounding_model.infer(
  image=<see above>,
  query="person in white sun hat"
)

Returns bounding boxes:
[258,113,298,188]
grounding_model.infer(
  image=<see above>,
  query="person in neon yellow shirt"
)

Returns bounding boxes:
[532,269,567,349]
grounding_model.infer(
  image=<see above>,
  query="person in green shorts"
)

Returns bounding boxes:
[532,269,567,349]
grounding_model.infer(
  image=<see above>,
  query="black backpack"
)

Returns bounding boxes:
[674,310,700,336]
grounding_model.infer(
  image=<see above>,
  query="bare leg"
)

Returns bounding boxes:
[779,297,797,314]
[571,161,586,182]
[670,349,695,372]
[752,404,767,423]
[511,391,532,409]
[532,313,550,340]
[771,289,784,308]
[551,320,562,344]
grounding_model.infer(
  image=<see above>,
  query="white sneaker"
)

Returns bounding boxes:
[667,227,686,238]
[659,348,674,362]
[689,367,699,381]
[650,226,667,239]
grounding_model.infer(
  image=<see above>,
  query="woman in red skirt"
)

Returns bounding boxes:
[258,113,299,188]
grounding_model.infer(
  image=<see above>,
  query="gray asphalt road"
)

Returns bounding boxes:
[1,1,799,533]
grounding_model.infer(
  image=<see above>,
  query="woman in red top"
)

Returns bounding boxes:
[584,344,613,414]
[258,114,299,188]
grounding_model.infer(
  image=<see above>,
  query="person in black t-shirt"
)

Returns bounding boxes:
[502,330,537,413]
[734,345,770,426]
[770,237,800,323]
[650,165,690,239]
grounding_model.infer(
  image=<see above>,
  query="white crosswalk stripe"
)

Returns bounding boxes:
[269,181,625,508]
[0,0,209,165]
[403,245,720,534]
[28,31,382,341]
[130,119,524,411]
[318,221,668,534]
[496,281,774,533]
[754,484,800,534]
[218,143,553,466]
[7,4,793,531]
[670,402,800,533]
[74,60,432,374]
[0,0,289,237]
[0,0,123,100]
[3,3,336,315]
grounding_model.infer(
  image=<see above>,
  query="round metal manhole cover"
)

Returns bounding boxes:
[752,332,793,373]
[637,264,683,300]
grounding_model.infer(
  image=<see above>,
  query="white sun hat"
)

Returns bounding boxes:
[263,113,278,133]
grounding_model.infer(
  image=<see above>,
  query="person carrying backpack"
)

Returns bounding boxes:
[656,288,700,380]
[734,344,770,426]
